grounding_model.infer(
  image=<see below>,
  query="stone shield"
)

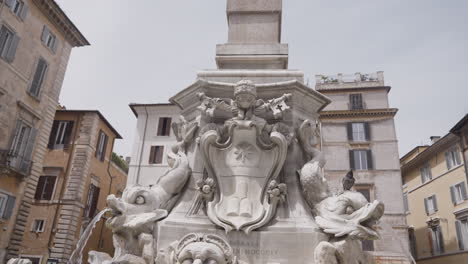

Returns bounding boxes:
[200,120,288,233]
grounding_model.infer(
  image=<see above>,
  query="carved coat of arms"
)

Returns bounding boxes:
[198,80,290,233]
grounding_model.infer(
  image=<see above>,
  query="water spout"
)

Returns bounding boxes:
[68,208,111,264]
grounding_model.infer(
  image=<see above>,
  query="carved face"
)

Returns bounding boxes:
[177,242,227,264]
[235,93,256,109]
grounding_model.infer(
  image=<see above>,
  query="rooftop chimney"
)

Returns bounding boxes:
[430,136,441,144]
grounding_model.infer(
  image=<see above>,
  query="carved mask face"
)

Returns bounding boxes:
[235,94,255,109]
[178,242,227,264]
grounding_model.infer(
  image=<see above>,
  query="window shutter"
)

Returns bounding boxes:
[41,25,49,43]
[5,0,15,8]
[43,176,56,200]
[437,226,444,253]
[347,123,353,141]
[19,3,28,20]
[34,176,46,200]
[349,150,355,170]
[155,146,164,164]
[2,195,16,219]
[30,59,48,96]
[165,118,172,136]
[51,37,59,54]
[63,121,74,149]
[461,183,468,200]
[95,132,101,158]
[0,27,8,51]
[366,150,373,170]
[445,151,451,170]
[48,120,59,149]
[424,198,429,215]
[19,128,36,175]
[89,186,100,218]
[364,122,371,141]
[148,146,156,164]
[427,228,434,255]
[157,118,164,136]
[9,119,22,153]
[101,134,108,161]
[5,34,19,62]
[454,149,461,165]
[450,185,456,204]
[455,221,464,250]
[433,195,438,212]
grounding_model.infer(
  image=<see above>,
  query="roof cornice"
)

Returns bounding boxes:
[319,108,398,119]
[32,0,90,47]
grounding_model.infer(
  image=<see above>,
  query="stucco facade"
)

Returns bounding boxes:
[316,72,410,261]
[0,0,88,262]
[15,110,126,264]
[401,118,468,263]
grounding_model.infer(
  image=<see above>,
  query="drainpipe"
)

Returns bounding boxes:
[47,114,82,252]
[97,137,116,248]
[136,107,149,185]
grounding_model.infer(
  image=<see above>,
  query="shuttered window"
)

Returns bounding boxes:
[445,146,461,170]
[429,225,444,255]
[450,182,468,205]
[424,195,438,215]
[41,25,59,53]
[34,176,56,200]
[420,163,432,183]
[95,131,108,161]
[347,122,370,141]
[455,219,468,250]
[157,117,172,136]
[48,120,74,149]
[349,149,373,170]
[9,120,36,175]
[403,193,409,212]
[29,58,48,97]
[10,0,28,19]
[84,184,100,218]
[0,191,16,220]
[349,94,363,110]
[149,146,164,164]
[0,25,20,62]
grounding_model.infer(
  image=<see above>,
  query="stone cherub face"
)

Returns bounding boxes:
[234,80,257,110]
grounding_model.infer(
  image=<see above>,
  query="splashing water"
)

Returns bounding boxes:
[68,208,111,264]
[380,221,416,264]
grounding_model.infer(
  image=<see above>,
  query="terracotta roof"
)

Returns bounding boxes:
[56,110,122,139]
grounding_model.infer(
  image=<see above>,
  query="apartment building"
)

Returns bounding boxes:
[316,72,409,262]
[0,0,88,261]
[127,103,179,187]
[12,109,127,264]
[401,116,468,263]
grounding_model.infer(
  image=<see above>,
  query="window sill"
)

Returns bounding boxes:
[26,90,41,102]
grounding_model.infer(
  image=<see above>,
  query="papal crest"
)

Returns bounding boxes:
[200,120,288,233]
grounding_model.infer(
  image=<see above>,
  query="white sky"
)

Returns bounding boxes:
[55,0,468,157]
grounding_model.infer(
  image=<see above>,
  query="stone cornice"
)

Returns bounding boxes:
[32,0,90,47]
[319,108,398,119]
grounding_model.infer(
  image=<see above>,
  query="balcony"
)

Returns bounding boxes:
[0,149,32,177]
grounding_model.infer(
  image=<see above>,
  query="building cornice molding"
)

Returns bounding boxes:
[32,0,90,47]
[319,108,398,120]
[316,86,391,94]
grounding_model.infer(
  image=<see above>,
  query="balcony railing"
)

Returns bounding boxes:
[0,149,32,177]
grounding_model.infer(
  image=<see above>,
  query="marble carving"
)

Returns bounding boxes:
[88,80,385,264]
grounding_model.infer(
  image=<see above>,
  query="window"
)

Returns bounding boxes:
[347,122,370,141]
[46,259,58,264]
[420,163,432,183]
[34,176,56,200]
[349,149,373,170]
[403,193,409,213]
[450,182,467,205]
[5,0,28,20]
[429,225,444,255]
[157,117,172,136]
[0,25,20,62]
[349,93,363,110]
[48,120,74,149]
[408,227,418,259]
[29,58,48,97]
[31,219,45,232]
[41,25,59,52]
[9,120,36,174]
[445,146,461,170]
[149,146,164,164]
[0,191,16,220]
[95,131,108,161]
[455,219,468,250]
[84,184,100,218]
[424,195,438,215]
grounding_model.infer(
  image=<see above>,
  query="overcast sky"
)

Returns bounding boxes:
[55,0,468,157]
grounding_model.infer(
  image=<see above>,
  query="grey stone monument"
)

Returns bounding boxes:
[87,1,386,263]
